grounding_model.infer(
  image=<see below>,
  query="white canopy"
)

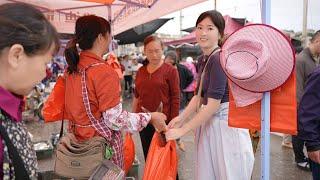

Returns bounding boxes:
[0,0,207,35]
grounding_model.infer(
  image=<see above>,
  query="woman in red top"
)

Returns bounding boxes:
[132,35,180,158]
[62,15,167,169]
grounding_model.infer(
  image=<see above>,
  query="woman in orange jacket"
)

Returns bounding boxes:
[63,15,167,169]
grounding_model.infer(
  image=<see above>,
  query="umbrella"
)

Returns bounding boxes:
[114,18,171,45]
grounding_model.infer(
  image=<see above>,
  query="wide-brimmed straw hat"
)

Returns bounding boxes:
[220,24,295,107]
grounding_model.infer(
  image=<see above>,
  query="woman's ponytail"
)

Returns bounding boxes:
[65,38,79,74]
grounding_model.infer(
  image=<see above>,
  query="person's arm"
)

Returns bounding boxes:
[132,97,138,112]
[132,69,140,112]
[131,70,142,112]
[166,98,221,139]
[180,95,199,120]
[166,54,227,139]
[168,67,180,121]
[296,57,305,104]
[102,103,167,133]
[300,70,320,163]
[169,58,201,128]
[168,95,200,128]
[298,69,320,153]
[92,65,166,132]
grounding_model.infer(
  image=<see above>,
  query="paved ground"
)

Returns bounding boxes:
[129,130,312,180]
[252,134,312,180]
[26,97,313,180]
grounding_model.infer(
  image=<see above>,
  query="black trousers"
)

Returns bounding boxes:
[140,124,155,159]
[292,135,307,163]
[140,124,179,180]
[124,75,133,92]
[293,112,307,163]
[309,158,320,180]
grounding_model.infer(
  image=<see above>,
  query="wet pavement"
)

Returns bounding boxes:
[252,134,312,180]
[26,97,313,180]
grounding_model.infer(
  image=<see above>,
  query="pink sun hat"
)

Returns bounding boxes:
[220,24,295,107]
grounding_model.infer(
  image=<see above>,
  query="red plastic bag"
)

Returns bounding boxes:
[124,133,135,174]
[228,73,297,135]
[42,76,65,122]
[142,132,177,180]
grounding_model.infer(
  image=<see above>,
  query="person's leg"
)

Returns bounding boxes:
[216,123,254,179]
[212,103,254,180]
[176,138,185,152]
[292,135,310,170]
[249,129,260,154]
[292,135,306,162]
[309,159,320,180]
[292,135,310,169]
[128,75,133,93]
[282,134,293,148]
[124,75,129,91]
[139,124,155,159]
[194,120,216,180]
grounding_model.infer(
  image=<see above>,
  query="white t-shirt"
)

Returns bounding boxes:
[121,60,133,76]
[131,63,143,73]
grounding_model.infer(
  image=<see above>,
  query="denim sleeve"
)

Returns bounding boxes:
[295,57,305,103]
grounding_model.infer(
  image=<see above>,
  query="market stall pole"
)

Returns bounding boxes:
[261,0,271,179]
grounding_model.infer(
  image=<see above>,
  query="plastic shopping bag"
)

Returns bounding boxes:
[142,132,177,180]
[42,76,65,122]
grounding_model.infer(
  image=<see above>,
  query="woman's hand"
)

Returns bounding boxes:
[165,128,186,140]
[150,112,167,132]
[168,116,183,128]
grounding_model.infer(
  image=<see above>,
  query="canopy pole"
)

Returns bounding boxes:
[108,5,113,52]
[302,0,308,46]
[261,92,270,180]
[261,1,271,179]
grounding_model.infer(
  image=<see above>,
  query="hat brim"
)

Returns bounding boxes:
[220,24,295,93]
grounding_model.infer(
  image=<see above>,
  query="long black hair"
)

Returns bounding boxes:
[65,15,111,74]
[196,10,225,46]
[0,3,59,55]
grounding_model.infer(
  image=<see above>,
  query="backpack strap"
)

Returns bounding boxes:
[59,63,105,138]
[80,63,113,141]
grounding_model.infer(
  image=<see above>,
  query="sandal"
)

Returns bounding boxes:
[281,141,293,148]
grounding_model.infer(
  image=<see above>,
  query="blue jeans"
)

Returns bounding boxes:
[309,159,320,180]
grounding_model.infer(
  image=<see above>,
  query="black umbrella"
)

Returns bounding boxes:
[114,18,172,45]
[182,27,195,33]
